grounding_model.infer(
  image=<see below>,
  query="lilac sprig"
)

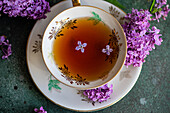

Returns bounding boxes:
[150,0,170,22]
[122,8,163,67]
[0,35,12,59]
[1,0,50,20]
[83,84,113,103]
[34,106,47,113]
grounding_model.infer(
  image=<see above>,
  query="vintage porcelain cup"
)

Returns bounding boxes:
[42,5,127,90]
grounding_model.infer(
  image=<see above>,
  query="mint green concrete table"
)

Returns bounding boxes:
[0,0,169,112]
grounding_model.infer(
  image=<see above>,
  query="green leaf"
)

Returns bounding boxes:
[104,0,125,9]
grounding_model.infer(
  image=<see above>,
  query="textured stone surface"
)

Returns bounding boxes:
[0,0,170,113]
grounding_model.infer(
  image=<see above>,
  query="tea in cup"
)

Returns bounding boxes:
[42,6,127,89]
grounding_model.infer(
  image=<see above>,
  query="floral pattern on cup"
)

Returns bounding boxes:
[105,29,121,64]
[58,64,89,85]
[109,6,120,18]
[88,12,105,25]
[48,74,61,91]
[32,34,42,53]
[48,17,78,40]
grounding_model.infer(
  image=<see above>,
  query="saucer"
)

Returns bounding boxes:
[26,0,142,112]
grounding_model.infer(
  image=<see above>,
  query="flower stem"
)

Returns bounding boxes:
[150,0,156,12]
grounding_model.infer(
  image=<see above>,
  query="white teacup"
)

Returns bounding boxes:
[42,5,127,90]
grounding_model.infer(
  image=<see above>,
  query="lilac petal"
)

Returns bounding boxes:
[34,108,39,112]
[102,49,106,53]
[82,43,87,47]
[106,51,110,56]
[101,84,108,89]
[92,97,97,102]
[106,45,110,49]
[77,41,81,45]
[81,48,85,53]
[96,92,101,96]
[0,36,5,43]
[83,91,87,96]
[140,30,146,36]
[156,0,159,3]
[109,48,113,52]
[39,106,44,111]
[75,46,80,51]
[2,56,6,59]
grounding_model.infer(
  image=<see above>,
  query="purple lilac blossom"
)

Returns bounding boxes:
[0,0,2,11]
[122,8,163,67]
[34,106,47,113]
[0,35,12,59]
[83,84,113,102]
[2,0,50,20]
[152,0,170,22]
[75,41,87,53]
[102,45,113,55]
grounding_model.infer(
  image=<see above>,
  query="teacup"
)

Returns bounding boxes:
[42,3,127,90]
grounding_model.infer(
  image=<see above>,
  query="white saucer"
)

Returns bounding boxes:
[26,0,142,112]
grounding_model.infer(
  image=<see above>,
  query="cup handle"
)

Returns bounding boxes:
[72,0,81,6]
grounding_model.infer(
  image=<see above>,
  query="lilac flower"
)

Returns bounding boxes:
[155,0,167,8]
[1,0,50,20]
[0,35,5,45]
[34,106,47,113]
[162,5,170,20]
[0,35,12,59]
[102,45,113,55]
[122,8,162,67]
[75,41,87,53]
[83,84,113,102]
[151,0,170,22]
[0,0,2,11]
